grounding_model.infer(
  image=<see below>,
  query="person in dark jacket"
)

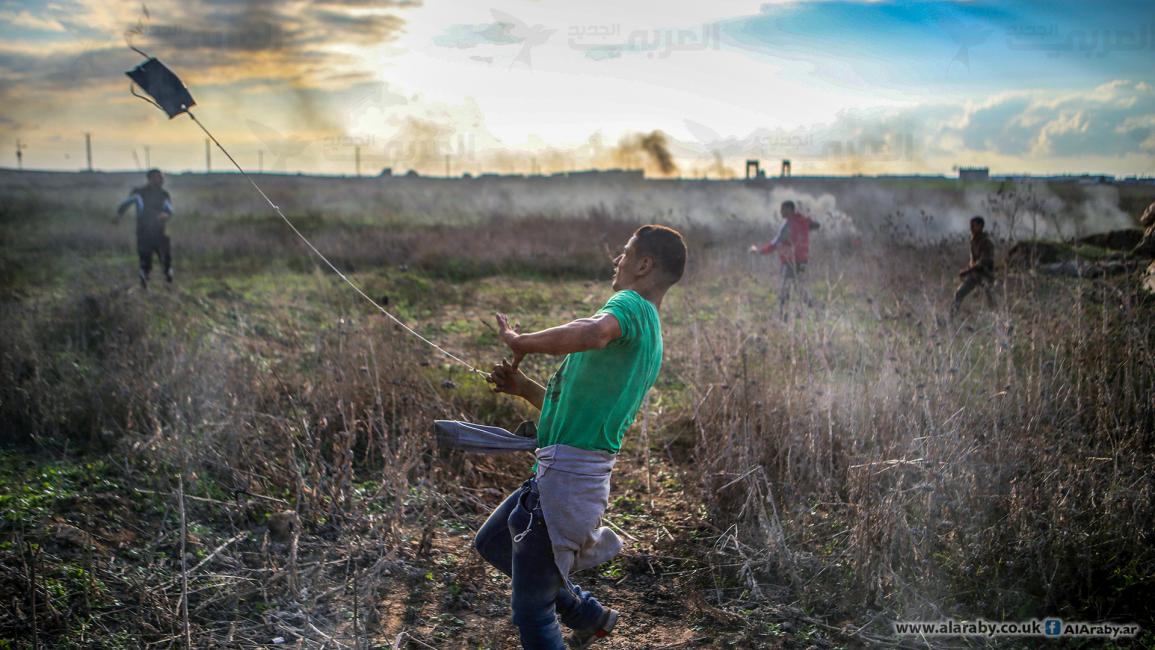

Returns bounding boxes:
[952,215,996,315]
[116,169,174,288]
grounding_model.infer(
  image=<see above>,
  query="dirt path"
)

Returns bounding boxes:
[0,446,846,649]
[371,452,839,649]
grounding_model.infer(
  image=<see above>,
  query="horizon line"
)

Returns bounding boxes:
[2,167,1153,182]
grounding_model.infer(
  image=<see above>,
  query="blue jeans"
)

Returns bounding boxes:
[474,478,606,649]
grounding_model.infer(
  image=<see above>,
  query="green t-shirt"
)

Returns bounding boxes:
[536,290,663,454]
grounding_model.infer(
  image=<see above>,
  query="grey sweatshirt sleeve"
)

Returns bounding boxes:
[117,192,142,217]
[770,220,790,246]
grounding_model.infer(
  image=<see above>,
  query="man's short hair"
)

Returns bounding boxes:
[971,215,985,228]
[147,168,162,180]
[781,200,796,211]
[634,224,687,285]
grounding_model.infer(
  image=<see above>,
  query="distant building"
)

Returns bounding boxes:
[992,173,1117,184]
[958,167,990,182]
[1075,175,1113,184]
[378,167,392,177]
[745,160,760,179]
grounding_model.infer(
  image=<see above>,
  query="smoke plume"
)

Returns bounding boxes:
[603,130,679,176]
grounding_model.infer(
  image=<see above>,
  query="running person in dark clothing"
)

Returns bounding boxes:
[951,215,996,315]
[116,169,174,288]
[750,200,820,318]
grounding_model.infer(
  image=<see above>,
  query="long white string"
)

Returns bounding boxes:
[187,112,486,377]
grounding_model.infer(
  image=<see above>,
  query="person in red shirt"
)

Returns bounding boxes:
[750,200,820,318]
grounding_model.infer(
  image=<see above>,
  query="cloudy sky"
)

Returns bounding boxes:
[1,0,1153,176]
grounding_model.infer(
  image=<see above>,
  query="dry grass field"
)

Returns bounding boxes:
[1,170,1153,648]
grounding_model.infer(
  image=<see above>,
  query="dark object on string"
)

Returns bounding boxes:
[121,46,488,378]
[126,57,195,119]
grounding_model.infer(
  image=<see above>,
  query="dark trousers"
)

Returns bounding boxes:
[136,224,172,277]
[474,479,605,649]
[953,272,995,312]
[779,260,813,316]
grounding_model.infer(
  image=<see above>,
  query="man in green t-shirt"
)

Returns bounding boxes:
[474,225,686,650]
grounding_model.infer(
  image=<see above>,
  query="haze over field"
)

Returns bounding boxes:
[2,169,1144,246]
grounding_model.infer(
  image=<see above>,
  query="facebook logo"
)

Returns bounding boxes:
[1044,619,1062,636]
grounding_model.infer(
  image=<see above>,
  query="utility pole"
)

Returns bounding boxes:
[445,154,450,178]
[16,140,25,170]
[144,145,151,169]
[85,132,93,172]
[355,146,361,177]
[205,138,211,173]
[258,150,264,173]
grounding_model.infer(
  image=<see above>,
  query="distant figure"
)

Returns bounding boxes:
[952,215,996,315]
[750,200,820,317]
[116,169,174,289]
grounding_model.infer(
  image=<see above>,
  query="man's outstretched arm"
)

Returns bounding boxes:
[490,311,621,408]
[495,312,621,369]
[750,220,790,254]
[116,192,142,219]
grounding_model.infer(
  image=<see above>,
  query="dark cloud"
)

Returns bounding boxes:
[312,0,421,6]
[309,9,405,44]
[1,0,418,96]
[0,0,421,142]
[0,45,137,94]
[142,20,290,54]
